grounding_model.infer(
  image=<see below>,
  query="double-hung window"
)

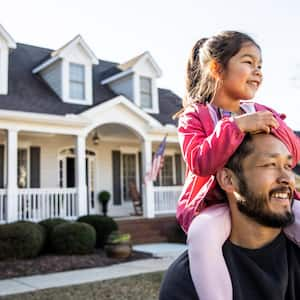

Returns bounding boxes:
[69,63,85,100]
[140,76,152,109]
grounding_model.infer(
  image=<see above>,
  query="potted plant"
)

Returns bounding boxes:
[104,231,132,259]
[98,190,110,216]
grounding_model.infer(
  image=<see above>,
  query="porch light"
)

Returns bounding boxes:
[92,130,100,145]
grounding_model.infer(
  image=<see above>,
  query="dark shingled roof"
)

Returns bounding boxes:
[0,43,181,125]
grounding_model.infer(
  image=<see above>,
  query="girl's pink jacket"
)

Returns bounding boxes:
[177,102,300,233]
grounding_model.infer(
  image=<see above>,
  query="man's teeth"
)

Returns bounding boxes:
[272,192,289,199]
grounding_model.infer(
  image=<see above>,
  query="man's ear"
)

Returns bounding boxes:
[216,168,237,193]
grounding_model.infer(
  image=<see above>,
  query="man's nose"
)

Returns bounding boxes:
[276,169,295,186]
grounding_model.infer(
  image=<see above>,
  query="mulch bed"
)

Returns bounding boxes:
[0,249,154,280]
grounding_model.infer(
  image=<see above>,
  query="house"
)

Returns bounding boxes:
[0,24,299,227]
[0,24,185,224]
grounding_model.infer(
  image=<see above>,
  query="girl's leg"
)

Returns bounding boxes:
[188,203,232,300]
[284,199,300,246]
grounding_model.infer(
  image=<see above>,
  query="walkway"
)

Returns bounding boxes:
[0,243,187,297]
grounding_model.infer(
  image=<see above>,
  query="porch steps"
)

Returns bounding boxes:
[116,216,178,244]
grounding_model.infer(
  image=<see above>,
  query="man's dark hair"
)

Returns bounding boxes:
[225,133,255,175]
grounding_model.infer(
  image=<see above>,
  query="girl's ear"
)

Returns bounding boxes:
[209,59,223,79]
[216,168,236,193]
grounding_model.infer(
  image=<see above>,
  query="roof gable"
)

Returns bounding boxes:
[101,51,162,84]
[52,35,98,64]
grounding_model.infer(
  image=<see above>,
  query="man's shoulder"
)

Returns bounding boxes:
[159,250,198,300]
[286,236,300,260]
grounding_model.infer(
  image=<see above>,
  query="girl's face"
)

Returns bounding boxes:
[219,42,262,101]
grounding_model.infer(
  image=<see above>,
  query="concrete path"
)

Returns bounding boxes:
[0,243,187,297]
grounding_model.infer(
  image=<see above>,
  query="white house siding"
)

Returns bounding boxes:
[109,74,134,102]
[0,35,9,95]
[40,60,62,98]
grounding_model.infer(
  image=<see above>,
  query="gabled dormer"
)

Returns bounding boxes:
[0,24,16,95]
[33,35,98,105]
[101,52,162,114]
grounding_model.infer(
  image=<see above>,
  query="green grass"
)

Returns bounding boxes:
[2,271,165,300]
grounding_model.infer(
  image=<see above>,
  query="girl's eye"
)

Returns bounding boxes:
[244,61,252,64]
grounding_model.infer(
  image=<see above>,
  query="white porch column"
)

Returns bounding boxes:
[142,139,155,218]
[76,134,87,217]
[7,129,18,222]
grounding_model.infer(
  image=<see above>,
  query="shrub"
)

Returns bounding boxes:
[39,218,69,252]
[51,222,96,255]
[0,221,44,260]
[77,215,118,248]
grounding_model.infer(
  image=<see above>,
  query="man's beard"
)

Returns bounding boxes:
[235,172,294,228]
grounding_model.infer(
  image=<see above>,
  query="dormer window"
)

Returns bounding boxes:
[140,76,152,109]
[69,63,85,100]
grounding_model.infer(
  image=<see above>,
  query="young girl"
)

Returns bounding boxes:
[176,31,300,300]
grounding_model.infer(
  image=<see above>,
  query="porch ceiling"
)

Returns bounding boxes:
[92,123,139,140]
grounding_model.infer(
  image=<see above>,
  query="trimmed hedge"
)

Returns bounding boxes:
[51,222,96,255]
[39,218,69,252]
[0,221,44,260]
[77,215,118,248]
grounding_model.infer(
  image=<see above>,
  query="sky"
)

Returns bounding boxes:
[1,0,300,129]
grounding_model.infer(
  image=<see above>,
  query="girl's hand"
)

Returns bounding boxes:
[234,111,279,134]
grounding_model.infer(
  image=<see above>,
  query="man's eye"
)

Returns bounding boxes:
[263,163,276,167]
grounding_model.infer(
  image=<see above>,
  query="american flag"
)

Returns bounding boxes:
[145,135,167,183]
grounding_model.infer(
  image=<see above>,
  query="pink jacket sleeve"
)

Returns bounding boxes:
[255,103,300,167]
[178,104,245,176]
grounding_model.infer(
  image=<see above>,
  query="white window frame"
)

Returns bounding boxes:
[69,63,85,100]
[140,76,153,109]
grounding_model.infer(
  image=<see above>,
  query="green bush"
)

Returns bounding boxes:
[0,221,44,260]
[77,215,118,248]
[39,218,69,252]
[51,222,96,255]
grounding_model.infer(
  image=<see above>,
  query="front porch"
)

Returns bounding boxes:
[0,185,182,223]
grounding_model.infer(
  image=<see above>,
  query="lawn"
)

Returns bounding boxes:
[2,271,165,300]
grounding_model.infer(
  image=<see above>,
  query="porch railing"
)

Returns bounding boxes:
[17,188,78,222]
[0,189,7,223]
[153,186,182,215]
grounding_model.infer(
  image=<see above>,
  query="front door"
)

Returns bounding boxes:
[59,150,96,214]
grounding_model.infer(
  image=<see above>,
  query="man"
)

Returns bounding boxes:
[160,133,300,300]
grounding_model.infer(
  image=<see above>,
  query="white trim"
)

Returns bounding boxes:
[52,35,98,65]
[101,69,133,85]
[0,24,16,49]
[0,109,90,127]
[32,56,60,74]
[138,52,162,77]
[81,95,162,130]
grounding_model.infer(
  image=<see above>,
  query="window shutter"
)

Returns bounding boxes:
[175,154,183,185]
[138,152,142,194]
[112,151,121,205]
[0,145,4,188]
[30,147,40,188]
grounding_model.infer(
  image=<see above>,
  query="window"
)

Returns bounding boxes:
[122,154,136,202]
[18,149,28,188]
[140,76,152,108]
[154,155,174,186]
[69,63,85,99]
